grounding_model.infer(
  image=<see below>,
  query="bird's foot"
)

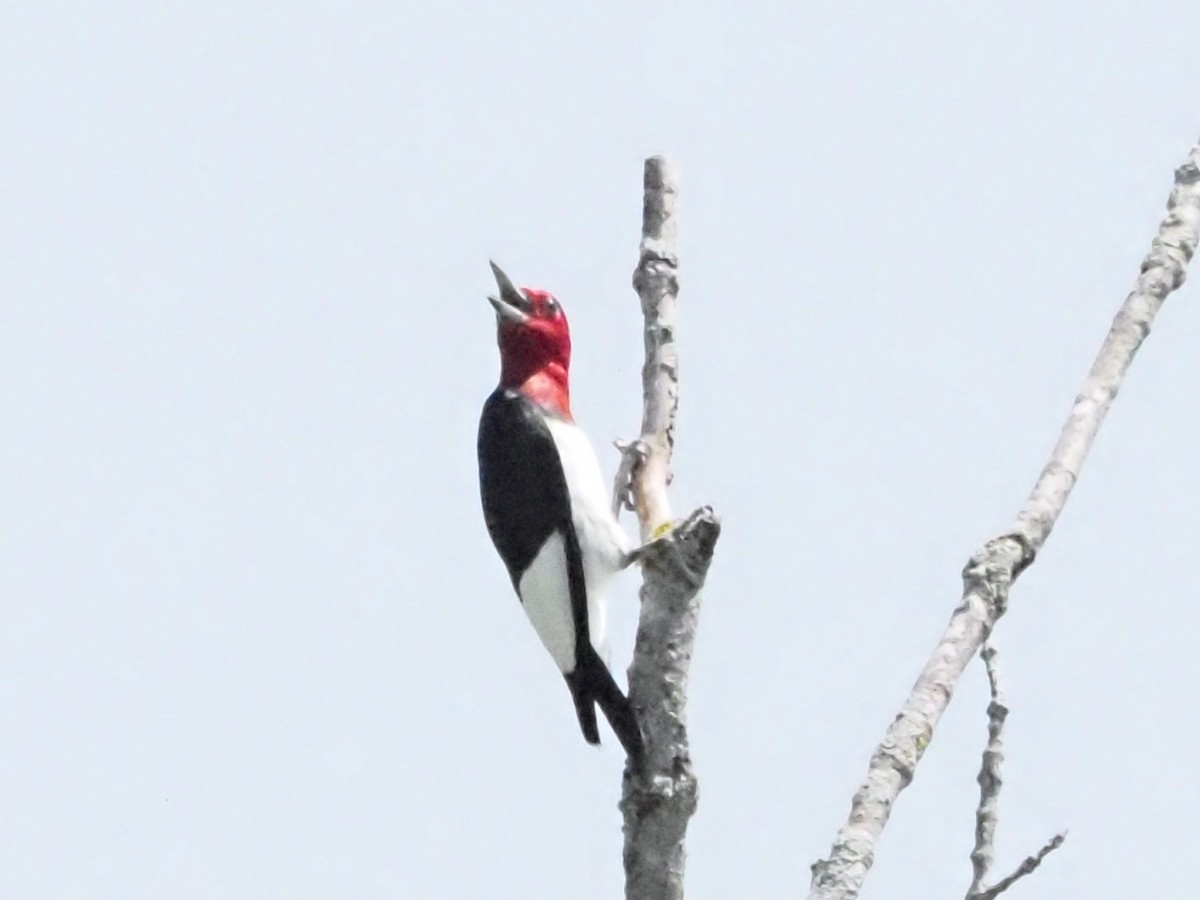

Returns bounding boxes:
[622,509,718,589]
[611,438,650,518]
[621,521,676,569]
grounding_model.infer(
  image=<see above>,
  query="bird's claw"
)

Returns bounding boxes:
[622,523,674,569]
[611,438,651,518]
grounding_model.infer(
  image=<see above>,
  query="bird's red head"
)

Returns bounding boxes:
[488,262,573,419]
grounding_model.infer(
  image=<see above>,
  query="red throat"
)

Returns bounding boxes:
[508,365,572,420]
[496,290,573,419]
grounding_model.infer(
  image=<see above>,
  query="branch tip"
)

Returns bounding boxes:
[971,832,1067,900]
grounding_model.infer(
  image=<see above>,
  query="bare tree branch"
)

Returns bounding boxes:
[809,139,1200,900]
[965,644,1066,899]
[618,156,721,900]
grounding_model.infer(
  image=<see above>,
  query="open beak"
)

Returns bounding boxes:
[488,260,531,325]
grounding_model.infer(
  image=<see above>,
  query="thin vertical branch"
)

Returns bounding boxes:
[965,645,1066,900]
[629,156,681,545]
[618,157,720,900]
[967,642,1009,895]
[809,140,1200,899]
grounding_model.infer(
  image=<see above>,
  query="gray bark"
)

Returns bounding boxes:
[617,157,720,900]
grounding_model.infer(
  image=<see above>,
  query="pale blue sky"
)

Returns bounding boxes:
[2,3,1199,898]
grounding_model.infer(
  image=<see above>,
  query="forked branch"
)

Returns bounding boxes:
[966,642,1066,899]
[809,139,1200,899]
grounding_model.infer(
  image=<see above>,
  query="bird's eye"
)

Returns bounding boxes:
[544,298,559,316]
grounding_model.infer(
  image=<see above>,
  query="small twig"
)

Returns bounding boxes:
[967,642,1008,896]
[974,833,1068,900]
[965,644,1063,900]
[809,140,1200,900]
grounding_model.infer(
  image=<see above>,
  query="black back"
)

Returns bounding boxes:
[477,388,575,590]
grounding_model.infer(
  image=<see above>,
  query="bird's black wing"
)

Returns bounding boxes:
[477,389,576,592]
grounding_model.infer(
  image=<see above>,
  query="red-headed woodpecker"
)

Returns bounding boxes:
[478,262,644,761]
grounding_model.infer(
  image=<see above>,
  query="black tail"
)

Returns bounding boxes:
[564,646,645,762]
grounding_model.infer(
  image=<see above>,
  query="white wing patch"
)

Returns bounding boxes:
[518,531,576,672]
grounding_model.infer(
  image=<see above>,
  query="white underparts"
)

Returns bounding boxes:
[516,416,633,674]
[519,532,577,672]
[548,417,632,665]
